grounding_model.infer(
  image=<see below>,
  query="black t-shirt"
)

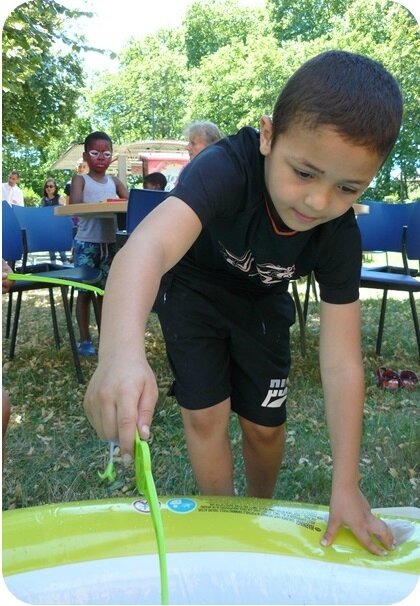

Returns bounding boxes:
[171,127,362,304]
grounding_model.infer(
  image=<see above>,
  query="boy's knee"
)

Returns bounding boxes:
[241,418,285,446]
[183,408,215,435]
[182,401,230,436]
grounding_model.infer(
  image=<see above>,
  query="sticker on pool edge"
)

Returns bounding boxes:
[166,498,197,514]
[133,498,161,514]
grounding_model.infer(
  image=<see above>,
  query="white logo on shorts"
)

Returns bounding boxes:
[261,379,287,408]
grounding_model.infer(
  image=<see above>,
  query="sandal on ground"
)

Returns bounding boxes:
[375,367,400,391]
[399,370,419,391]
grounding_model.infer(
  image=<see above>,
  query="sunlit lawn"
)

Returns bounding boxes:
[2,288,419,511]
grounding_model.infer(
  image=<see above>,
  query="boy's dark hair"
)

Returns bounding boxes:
[84,131,113,151]
[144,172,167,190]
[272,50,403,159]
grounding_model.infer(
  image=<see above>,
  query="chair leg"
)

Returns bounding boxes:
[408,292,420,357]
[302,272,318,322]
[303,273,312,322]
[9,291,23,359]
[60,286,84,384]
[376,289,388,355]
[6,292,13,338]
[292,281,306,357]
[48,288,61,349]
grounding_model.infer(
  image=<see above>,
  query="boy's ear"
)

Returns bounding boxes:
[259,115,273,156]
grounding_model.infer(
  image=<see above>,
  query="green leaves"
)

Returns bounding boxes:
[184,0,257,68]
[2,0,89,147]
[267,0,349,43]
[2,0,419,201]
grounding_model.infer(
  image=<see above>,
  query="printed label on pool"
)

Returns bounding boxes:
[166,498,197,514]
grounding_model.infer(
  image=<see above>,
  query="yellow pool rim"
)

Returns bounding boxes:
[3,496,420,578]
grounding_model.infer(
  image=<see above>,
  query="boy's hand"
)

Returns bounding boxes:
[321,486,396,556]
[83,355,159,460]
[2,260,14,294]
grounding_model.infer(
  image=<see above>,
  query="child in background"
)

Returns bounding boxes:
[70,131,128,356]
[84,51,402,555]
[143,172,167,191]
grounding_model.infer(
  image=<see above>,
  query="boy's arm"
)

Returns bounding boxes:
[69,174,85,204]
[84,196,202,458]
[112,176,129,199]
[319,300,395,555]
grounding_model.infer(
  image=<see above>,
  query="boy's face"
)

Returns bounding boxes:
[83,139,113,174]
[259,116,382,232]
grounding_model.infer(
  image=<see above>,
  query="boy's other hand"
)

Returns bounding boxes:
[321,486,396,556]
[83,356,159,459]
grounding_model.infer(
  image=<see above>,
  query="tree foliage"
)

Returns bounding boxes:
[183,0,259,68]
[267,0,349,42]
[2,0,419,201]
[2,0,92,147]
[87,30,188,142]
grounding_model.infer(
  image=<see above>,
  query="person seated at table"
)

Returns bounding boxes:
[70,131,129,356]
[39,178,69,264]
[184,121,222,160]
[143,172,167,191]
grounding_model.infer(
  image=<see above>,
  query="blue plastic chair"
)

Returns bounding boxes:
[3,202,101,383]
[12,205,74,266]
[405,202,420,263]
[126,189,167,234]
[359,200,420,355]
[3,201,61,348]
[357,200,413,270]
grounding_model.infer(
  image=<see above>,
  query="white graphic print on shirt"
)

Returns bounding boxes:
[220,244,295,285]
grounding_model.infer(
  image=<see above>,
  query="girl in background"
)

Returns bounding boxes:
[40,178,69,264]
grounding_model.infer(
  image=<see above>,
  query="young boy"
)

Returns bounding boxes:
[70,131,128,355]
[84,51,402,555]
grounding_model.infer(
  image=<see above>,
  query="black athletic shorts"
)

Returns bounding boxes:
[154,273,295,426]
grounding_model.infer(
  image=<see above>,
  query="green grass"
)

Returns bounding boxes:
[2,290,419,511]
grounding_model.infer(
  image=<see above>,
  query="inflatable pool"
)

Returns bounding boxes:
[3,496,419,604]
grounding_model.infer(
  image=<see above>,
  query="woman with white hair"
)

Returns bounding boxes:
[184,121,222,159]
